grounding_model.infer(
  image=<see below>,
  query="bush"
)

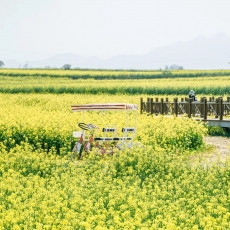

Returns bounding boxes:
[208,126,230,136]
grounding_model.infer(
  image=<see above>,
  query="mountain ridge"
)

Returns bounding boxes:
[2,32,230,70]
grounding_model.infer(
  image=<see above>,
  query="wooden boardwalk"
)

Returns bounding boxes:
[140,97,230,128]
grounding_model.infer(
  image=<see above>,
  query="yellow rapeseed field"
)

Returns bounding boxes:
[1,75,230,95]
[0,69,230,229]
[0,93,229,229]
[0,68,230,78]
[1,68,230,95]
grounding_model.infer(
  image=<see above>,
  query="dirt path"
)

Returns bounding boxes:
[203,136,230,162]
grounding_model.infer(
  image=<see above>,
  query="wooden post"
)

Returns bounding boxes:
[150,98,153,114]
[200,97,204,117]
[147,97,151,114]
[192,97,195,117]
[140,98,143,114]
[185,97,189,115]
[215,98,219,118]
[174,98,178,116]
[165,98,168,114]
[204,97,207,120]
[160,98,164,114]
[147,97,150,114]
[226,97,230,116]
[155,98,159,115]
[219,97,223,120]
[188,98,192,118]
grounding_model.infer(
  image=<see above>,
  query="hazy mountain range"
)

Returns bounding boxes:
[3,32,230,70]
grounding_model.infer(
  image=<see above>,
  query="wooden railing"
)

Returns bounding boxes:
[140,97,230,120]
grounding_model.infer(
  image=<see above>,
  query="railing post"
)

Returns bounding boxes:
[174,97,178,116]
[204,97,207,120]
[215,98,219,118]
[155,97,159,115]
[165,97,169,114]
[200,97,204,117]
[188,98,192,118]
[192,97,196,117]
[219,97,223,120]
[147,97,151,114]
[179,98,184,116]
[184,97,188,115]
[140,97,143,114]
[227,97,230,116]
[160,98,164,114]
[150,98,153,114]
[147,97,150,114]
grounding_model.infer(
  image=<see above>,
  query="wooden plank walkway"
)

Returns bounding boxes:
[140,97,230,128]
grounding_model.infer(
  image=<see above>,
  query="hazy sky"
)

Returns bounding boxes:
[1,0,230,61]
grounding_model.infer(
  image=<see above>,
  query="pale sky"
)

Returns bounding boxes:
[1,0,230,62]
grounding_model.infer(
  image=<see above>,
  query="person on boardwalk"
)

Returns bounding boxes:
[189,90,197,101]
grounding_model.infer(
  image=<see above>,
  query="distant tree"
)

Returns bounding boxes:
[170,64,183,70]
[0,61,4,67]
[23,61,28,69]
[165,64,183,70]
[62,64,71,70]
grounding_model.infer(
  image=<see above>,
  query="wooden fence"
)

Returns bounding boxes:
[140,96,230,121]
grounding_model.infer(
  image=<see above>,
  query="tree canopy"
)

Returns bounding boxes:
[62,64,71,70]
[0,61,4,67]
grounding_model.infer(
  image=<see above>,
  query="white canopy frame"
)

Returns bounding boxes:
[71,103,138,112]
[71,103,138,128]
